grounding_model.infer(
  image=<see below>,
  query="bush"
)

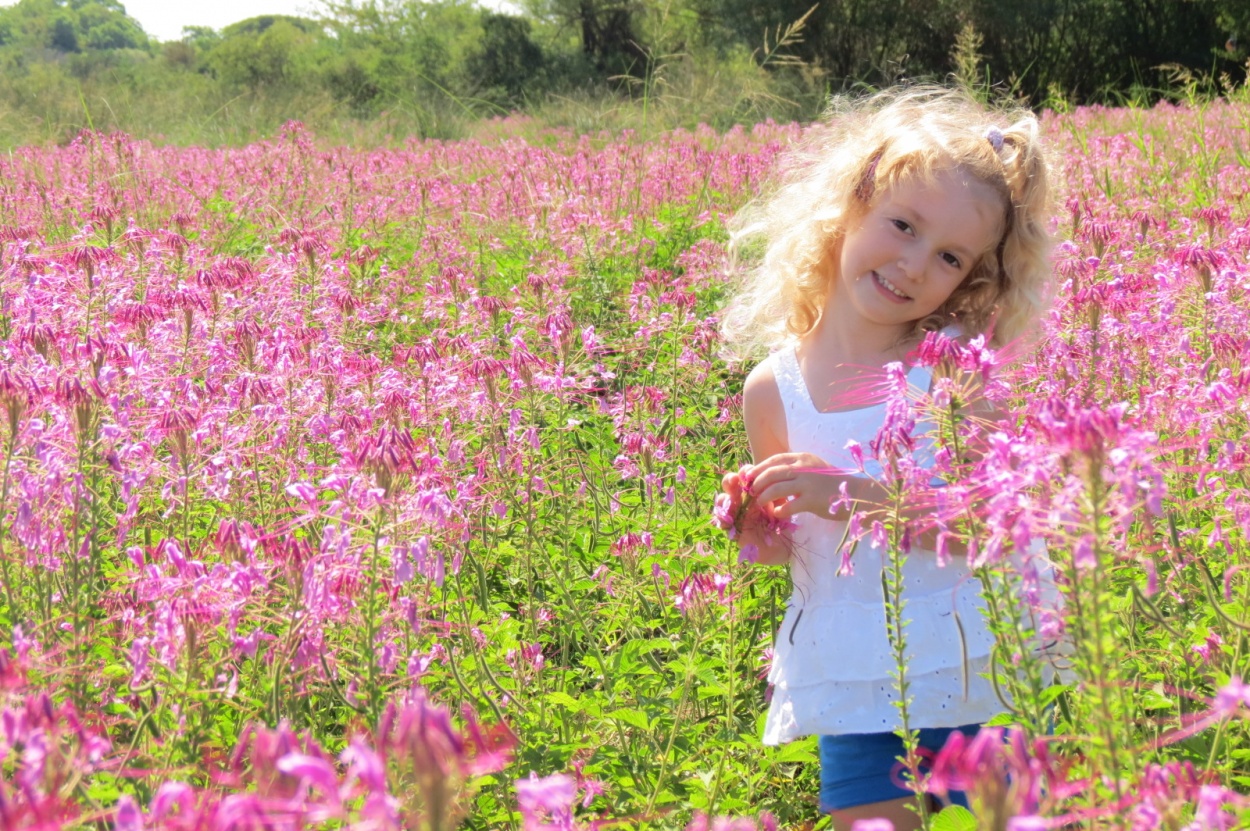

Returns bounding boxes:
[465,11,546,107]
[205,18,321,91]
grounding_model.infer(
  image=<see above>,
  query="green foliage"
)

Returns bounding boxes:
[0,0,148,55]
[314,0,509,128]
[523,0,650,78]
[0,0,1247,147]
[76,1,145,49]
[932,804,977,831]
[465,11,546,107]
[50,12,77,51]
[205,18,322,90]
[968,0,1233,105]
[222,14,322,37]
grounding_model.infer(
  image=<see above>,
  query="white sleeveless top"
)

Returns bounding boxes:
[762,345,1003,744]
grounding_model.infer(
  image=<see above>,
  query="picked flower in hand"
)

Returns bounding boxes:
[711,477,797,548]
[712,492,739,537]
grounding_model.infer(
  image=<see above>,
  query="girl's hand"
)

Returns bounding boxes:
[715,464,795,565]
[715,465,762,533]
[744,452,845,520]
[719,467,747,517]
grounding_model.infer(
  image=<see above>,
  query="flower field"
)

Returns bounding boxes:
[1,99,1249,830]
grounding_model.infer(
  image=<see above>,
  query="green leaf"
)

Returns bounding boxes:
[545,691,582,711]
[1139,689,1174,710]
[101,663,130,680]
[984,712,1017,727]
[609,707,653,731]
[1039,684,1074,706]
[931,804,977,831]
[770,742,818,764]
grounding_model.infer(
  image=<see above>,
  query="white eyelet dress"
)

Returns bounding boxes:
[762,346,1004,745]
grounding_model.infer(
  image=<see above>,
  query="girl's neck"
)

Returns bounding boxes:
[795,314,915,414]
[804,304,914,369]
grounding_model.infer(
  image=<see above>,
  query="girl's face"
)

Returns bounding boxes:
[836,167,1003,337]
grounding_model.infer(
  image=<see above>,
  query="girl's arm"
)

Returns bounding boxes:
[746,365,1007,554]
[744,454,952,551]
[721,360,794,566]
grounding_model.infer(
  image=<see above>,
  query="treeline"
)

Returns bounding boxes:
[0,0,1247,145]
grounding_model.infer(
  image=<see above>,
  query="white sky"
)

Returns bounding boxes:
[1,0,518,43]
[120,0,319,41]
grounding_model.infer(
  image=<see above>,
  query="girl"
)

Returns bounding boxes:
[716,88,1056,827]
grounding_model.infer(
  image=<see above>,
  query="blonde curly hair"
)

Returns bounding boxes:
[721,86,1056,357]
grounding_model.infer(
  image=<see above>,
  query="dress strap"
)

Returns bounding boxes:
[906,363,934,397]
[770,346,813,414]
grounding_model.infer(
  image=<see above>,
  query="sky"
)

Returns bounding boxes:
[119,0,318,41]
[1,0,517,43]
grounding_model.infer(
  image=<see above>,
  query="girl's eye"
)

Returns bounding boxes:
[891,219,912,234]
[941,252,962,269]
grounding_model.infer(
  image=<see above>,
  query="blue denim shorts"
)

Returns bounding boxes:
[818,724,978,812]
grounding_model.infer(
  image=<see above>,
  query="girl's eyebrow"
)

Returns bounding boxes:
[890,196,931,227]
[945,239,979,260]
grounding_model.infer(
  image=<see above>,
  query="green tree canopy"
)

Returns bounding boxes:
[205,17,324,89]
[0,0,147,53]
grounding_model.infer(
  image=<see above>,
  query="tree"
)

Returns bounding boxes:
[206,17,322,89]
[222,14,322,37]
[465,11,545,105]
[0,0,147,54]
[522,0,648,78]
[317,0,484,103]
[78,2,146,50]
[970,0,1226,103]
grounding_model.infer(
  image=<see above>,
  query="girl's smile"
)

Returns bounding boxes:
[871,271,911,302]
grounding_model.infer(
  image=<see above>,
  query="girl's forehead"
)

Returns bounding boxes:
[881,168,1000,206]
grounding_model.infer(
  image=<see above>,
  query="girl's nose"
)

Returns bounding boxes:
[896,250,922,281]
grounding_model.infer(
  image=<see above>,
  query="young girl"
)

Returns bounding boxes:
[716,88,1055,827]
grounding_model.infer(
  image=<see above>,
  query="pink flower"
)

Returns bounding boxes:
[516,772,576,831]
[849,821,894,831]
[276,751,340,799]
[285,481,318,503]
[1192,632,1223,664]
[149,781,195,822]
[711,492,737,536]
[1194,785,1237,830]
[341,739,387,792]
[115,795,144,831]
[1213,677,1250,715]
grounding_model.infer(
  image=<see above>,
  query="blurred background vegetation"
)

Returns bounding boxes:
[0,0,1247,146]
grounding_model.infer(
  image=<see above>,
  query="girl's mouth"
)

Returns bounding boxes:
[873,272,911,302]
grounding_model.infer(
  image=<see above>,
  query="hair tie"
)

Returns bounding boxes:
[854,151,882,202]
[984,126,1005,153]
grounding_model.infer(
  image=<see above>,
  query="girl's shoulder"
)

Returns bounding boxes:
[742,352,790,456]
[743,354,784,419]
